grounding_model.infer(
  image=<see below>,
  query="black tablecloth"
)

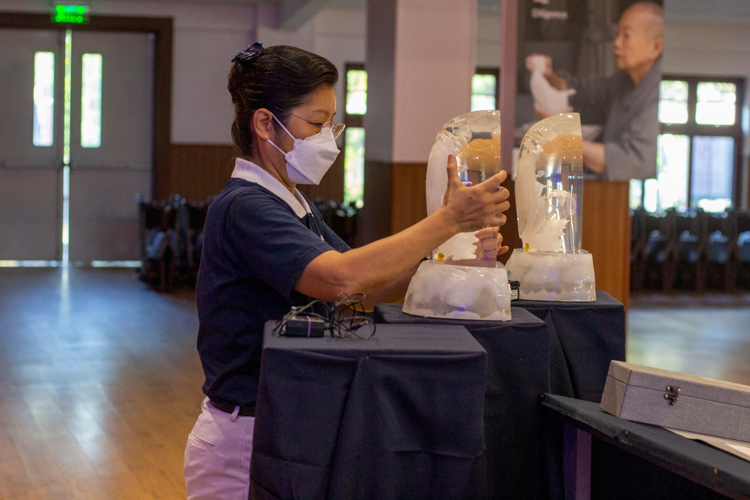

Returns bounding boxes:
[374,304,551,499]
[250,322,488,500]
[518,291,626,402]
[541,394,750,499]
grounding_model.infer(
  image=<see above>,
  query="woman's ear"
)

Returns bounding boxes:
[253,108,274,141]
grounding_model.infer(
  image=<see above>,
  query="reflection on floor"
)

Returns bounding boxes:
[0,268,203,500]
[628,291,750,386]
[0,268,748,498]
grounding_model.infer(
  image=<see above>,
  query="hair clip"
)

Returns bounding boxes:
[232,42,263,63]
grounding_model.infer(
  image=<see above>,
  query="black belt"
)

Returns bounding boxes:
[209,398,256,417]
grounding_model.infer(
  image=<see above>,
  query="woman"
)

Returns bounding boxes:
[184,43,510,499]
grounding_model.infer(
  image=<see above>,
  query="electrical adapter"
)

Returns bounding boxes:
[285,317,326,337]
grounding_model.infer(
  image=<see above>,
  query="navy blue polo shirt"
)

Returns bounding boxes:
[196,159,350,407]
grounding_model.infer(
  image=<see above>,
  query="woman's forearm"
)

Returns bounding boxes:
[296,157,510,302]
[361,263,420,307]
[295,207,460,301]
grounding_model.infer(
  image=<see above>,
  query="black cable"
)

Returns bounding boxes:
[273,293,376,339]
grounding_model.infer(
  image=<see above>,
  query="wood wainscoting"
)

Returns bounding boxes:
[582,180,632,309]
[359,159,395,245]
[391,163,428,234]
[166,144,346,204]
[166,144,238,202]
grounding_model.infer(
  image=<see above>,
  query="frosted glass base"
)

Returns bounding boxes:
[402,261,512,321]
[505,249,596,302]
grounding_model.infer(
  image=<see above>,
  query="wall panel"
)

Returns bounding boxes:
[167,144,238,202]
[390,163,427,234]
[582,180,631,309]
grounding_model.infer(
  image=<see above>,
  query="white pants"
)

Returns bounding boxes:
[184,397,256,500]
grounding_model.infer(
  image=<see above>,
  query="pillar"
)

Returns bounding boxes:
[359,0,477,244]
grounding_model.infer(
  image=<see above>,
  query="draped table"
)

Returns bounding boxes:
[250,322,488,500]
[374,304,551,499]
[517,291,626,402]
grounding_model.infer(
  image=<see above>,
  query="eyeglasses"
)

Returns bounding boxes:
[289,113,346,140]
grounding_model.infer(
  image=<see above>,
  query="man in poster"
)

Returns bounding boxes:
[530,1,663,181]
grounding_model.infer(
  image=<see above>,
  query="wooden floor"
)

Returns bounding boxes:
[0,268,204,500]
[628,291,750,384]
[0,268,749,499]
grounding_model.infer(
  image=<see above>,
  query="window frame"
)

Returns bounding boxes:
[656,74,745,210]
[344,62,365,129]
[342,62,366,207]
[473,67,500,111]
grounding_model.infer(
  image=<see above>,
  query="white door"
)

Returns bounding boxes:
[0,29,63,261]
[68,31,154,262]
[0,28,154,263]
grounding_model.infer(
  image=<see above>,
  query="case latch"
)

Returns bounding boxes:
[664,386,681,405]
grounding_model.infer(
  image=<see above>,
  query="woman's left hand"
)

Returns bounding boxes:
[473,227,510,262]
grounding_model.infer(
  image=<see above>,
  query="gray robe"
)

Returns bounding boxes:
[561,58,661,182]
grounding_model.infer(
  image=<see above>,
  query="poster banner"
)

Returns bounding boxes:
[515,0,664,182]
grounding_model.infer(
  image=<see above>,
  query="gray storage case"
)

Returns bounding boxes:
[601,360,750,442]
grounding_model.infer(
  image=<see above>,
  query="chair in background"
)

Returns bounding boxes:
[314,197,359,248]
[136,194,172,292]
[642,211,676,292]
[703,211,735,291]
[314,198,337,228]
[331,203,358,248]
[673,210,706,291]
[184,196,213,282]
[734,209,750,289]
[630,209,647,292]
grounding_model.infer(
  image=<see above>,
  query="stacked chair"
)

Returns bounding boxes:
[637,209,676,292]
[313,197,359,248]
[136,195,357,292]
[673,210,706,291]
[704,211,734,291]
[630,208,750,292]
[734,209,750,288]
[136,194,213,292]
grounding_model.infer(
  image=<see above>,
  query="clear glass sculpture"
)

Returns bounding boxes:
[403,110,512,320]
[505,112,596,301]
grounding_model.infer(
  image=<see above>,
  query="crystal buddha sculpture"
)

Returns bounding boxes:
[403,110,512,321]
[504,112,596,301]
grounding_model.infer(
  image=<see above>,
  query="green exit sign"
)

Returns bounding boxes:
[53,5,90,24]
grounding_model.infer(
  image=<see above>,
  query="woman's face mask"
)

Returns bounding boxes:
[267,114,341,185]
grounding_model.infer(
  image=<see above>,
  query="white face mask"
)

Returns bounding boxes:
[267,114,340,185]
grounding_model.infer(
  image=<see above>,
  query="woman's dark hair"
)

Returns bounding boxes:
[228,45,338,158]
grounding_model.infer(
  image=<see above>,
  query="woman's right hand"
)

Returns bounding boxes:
[438,154,510,234]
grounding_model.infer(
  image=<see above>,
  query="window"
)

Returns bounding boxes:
[631,76,744,213]
[345,68,367,116]
[33,52,55,147]
[696,82,736,126]
[81,53,102,148]
[343,64,367,208]
[471,68,499,112]
[658,80,688,125]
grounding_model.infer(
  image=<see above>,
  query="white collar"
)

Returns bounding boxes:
[231,158,312,218]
